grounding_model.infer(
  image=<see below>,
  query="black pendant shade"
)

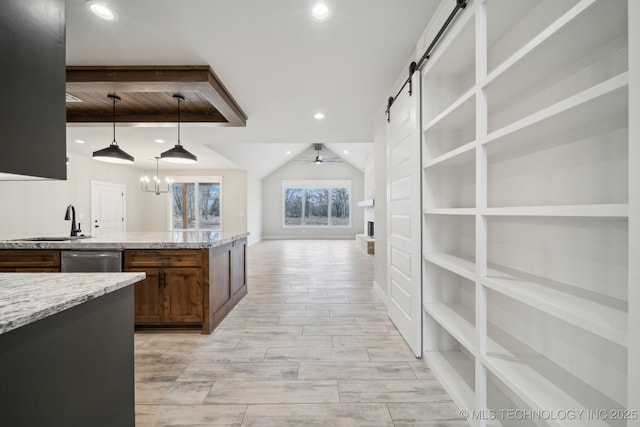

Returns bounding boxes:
[92,143,135,164]
[93,94,135,164]
[160,144,197,164]
[161,94,197,164]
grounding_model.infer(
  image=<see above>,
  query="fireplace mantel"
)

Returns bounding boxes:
[357,199,375,207]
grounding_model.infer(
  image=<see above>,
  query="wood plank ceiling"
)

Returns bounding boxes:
[66,66,247,126]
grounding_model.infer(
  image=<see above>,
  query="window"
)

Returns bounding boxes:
[283,180,350,227]
[170,177,221,231]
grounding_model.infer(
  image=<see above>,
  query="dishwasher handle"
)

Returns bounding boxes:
[60,251,123,273]
[62,252,121,259]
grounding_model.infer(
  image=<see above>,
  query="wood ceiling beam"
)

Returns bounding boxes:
[66,66,247,126]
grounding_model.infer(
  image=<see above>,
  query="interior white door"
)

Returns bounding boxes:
[91,181,125,236]
[386,74,422,357]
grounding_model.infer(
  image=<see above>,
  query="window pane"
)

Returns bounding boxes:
[304,188,329,225]
[172,183,195,229]
[331,188,350,225]
[284,188,302,225]
[199,183,221,230]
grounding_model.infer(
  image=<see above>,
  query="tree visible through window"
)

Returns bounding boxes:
[284,188,302,225]
[198,183,221,229]
[331,188,350,225]
[172,183,194,229]
[283,182,350,227]
[304,188,329,225]
[172,181,221,230]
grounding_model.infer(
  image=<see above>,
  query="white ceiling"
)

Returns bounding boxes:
[65,0,439,176]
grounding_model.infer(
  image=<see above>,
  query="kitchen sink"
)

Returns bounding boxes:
[17,236,92,241]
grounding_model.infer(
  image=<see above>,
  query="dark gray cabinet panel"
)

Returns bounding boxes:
[0,0,66,180]
[0,287,135,427]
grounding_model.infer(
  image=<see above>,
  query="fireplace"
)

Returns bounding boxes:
[357,200,375,255]
[367,221,374,238]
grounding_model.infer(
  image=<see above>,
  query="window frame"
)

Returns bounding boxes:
[168,176,223,231]
[281,179,352,228]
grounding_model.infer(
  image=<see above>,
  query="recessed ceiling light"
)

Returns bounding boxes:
[314,112,325,120]
[154,139,166,144]
[86,1,117,21]
[343,149,349,154]
[286,150,292,155]
[74,139,85,144]
[311,3,331,21]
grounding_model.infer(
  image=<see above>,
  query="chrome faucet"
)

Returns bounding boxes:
[64,204,81,237]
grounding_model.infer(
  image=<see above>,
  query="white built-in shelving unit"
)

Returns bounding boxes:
[418,0,633,425]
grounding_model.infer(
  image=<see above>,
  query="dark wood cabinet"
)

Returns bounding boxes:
[0,250,61,272]
[204,237,248,332]
[0,237,248,334]
[0,267,60,272]
[124,250,204,327]
[164,268,203,323]
[124,249,202,268]
[129,267,164,324]
[231,239,247,296]
[209,238,247,311]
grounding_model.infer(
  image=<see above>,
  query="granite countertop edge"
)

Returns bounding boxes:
[0,231,250,250]
[0,272,145,335]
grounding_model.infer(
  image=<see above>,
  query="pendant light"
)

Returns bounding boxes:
[92,94,134,164]
[160,95,197,164]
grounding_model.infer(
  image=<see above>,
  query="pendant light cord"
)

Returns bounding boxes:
[177,96,182,146]
[111,95,117,145]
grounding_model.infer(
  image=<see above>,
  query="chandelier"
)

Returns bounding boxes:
[141,157,174,195]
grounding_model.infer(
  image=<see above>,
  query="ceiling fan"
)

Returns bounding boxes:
[294,143,343,165]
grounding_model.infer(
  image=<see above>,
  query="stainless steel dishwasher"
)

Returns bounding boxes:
[61,251,123,272]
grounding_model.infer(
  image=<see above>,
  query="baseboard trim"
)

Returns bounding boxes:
[262,235,356,240]
[248,237,262,246]
[372,280,388,308]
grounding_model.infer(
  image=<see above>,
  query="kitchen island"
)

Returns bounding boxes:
[0,272,145,427]
[0,231,249,333]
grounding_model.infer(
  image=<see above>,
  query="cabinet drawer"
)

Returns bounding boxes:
[124,250,203,267]
[0,250,60,268]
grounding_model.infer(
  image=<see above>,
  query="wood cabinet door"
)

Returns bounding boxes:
[130,267,163,324]
[210,243,231,312]
[0,250,60,270]
[230,240,246,296]
[124,250,202,268]
[163,267,204,323]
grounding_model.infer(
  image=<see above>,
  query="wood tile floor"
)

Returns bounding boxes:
[135,240,466,426]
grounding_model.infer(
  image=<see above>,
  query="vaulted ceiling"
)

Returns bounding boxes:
[65,0,439,177]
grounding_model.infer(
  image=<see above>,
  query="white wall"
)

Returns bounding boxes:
[246,173,263,245]
[261,146,364,240]
[362,155,375,233]
[628,0,640,417]
[0,154,250,239]
[0,152,151,239]
[373,112,388,297]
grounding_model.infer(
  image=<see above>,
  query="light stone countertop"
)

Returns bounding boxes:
[0,231,249,250]
[0,272,145,335]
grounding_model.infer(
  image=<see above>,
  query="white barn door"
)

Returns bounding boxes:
[386,74,422,357]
